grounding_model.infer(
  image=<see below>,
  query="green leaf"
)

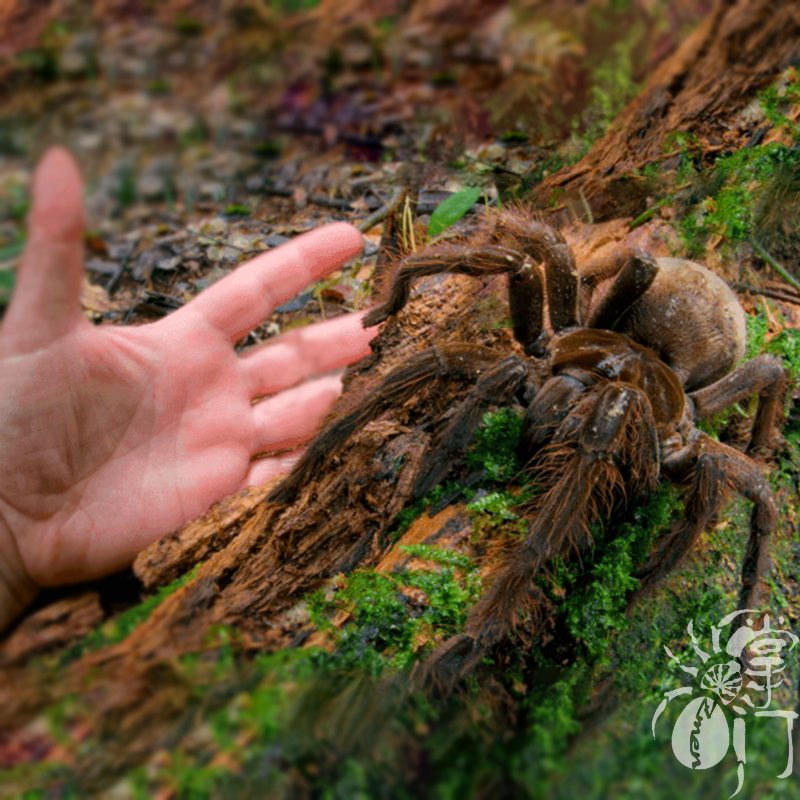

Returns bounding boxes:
[427,186,482,237]
[0,267,16,306]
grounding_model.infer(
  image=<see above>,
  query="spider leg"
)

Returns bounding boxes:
[519,371,587,456]
[518,223,579,333]
[688,356,786,454]
[631,432,777,612]
[585,250,659,331]
[267,344,502,506]
[363,245,546,352]
[577,248,632,322]
[489,213,579,333]
[419,382,659,690]
[410,355,533,499]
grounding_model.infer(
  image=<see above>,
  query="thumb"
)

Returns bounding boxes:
[1,147,86,352]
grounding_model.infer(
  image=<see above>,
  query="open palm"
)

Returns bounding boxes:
[0,149,374,627]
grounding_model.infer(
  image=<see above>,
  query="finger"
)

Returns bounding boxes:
[241,310,377,397]
[2,148,86,351]
[244,450,305,488]
[187,223,363,343]
[251,374,342,453]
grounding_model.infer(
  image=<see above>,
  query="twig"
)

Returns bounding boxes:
[578,187,593,225]
[731,281,800,306]
[358,188,405,233]
[749,238,800,292]
[402,193,417,253]
[628,197,672,230]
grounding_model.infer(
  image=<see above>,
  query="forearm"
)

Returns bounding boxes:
[0,512,38,634]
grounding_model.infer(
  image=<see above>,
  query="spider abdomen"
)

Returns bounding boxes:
[615,258,747,391]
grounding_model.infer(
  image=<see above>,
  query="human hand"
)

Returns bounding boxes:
[0,147,376,631]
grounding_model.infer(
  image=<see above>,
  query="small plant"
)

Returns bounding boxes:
[223,204,250,216]
[500,130,530,144]
[427,186,482,237]
[253,141,281,159]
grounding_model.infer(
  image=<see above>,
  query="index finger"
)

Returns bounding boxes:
[187,222,363,342]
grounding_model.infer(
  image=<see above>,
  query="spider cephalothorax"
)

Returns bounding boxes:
[268,208,786,688]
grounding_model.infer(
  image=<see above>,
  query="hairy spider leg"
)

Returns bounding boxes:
[519,372,586,456]
[632,431,777,614]
[585,251,660,331]
[419,382,659,691]
[267,344,506,506]
[488,212,579,333]
[410,355,532,500]
[688,355,786,454]
[362,245,546,352]
[577,247,634,322]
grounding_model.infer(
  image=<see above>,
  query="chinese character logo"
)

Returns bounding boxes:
[652,609,799,798]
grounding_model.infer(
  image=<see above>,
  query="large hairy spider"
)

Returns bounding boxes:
[268,208,786,688]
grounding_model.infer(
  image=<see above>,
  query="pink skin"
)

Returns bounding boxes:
[0,148,377,631]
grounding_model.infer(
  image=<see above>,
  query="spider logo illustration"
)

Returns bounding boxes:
[652,609,799,797]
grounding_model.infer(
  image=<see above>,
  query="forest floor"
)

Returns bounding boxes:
[2,2,800,798]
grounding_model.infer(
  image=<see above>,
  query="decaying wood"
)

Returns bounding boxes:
[0,221,659,755]
[132,479,280,591]
[536,0,800,220]
[0,592,103,668]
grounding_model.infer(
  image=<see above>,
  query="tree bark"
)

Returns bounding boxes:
[536,0,800,220]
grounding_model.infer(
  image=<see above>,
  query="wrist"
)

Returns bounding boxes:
[0,512,39,634]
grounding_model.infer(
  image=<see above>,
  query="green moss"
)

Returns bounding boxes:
[758,71,800,137]
[388,488,439,539]
[545,486,683,662]
[766,327,800,378]
[223,204,251,216]
[746,306,771,360]
[59,566,200,663]
[466,408,524,482]
[675,142,800,255]
[700,306,799,440]
[307,547,480,674]
[517,668,583,775]
[466,490,520,521]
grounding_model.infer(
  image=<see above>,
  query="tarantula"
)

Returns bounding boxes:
[268,208,786,688]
